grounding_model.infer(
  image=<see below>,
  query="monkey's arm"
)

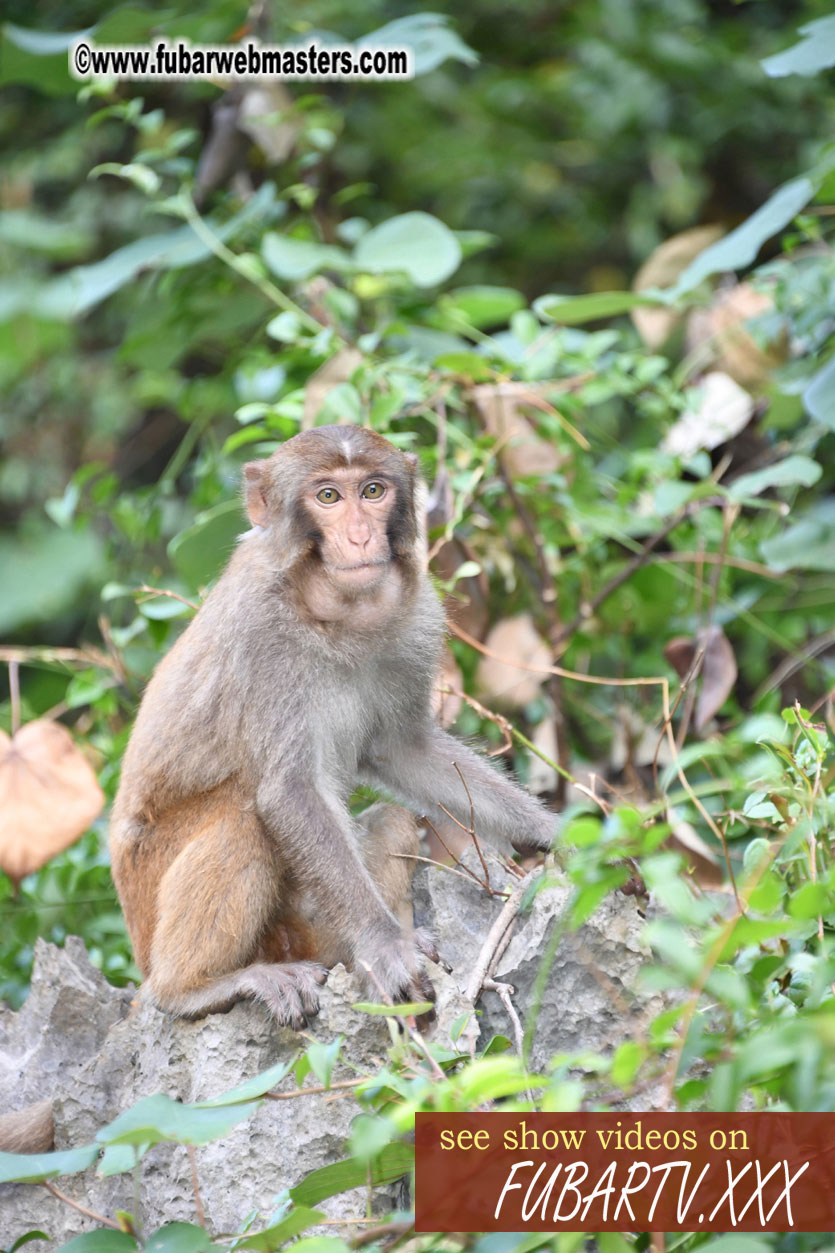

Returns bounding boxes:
[362,728,556,854]
[255,775,436,1004]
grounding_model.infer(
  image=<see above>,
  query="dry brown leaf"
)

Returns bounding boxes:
[0,720,104,882]
[472,382,561,477]
[302,348,364,428]
[476,614,551,709]
[664,636,697,679]
[695,625,738,731]
[631,225,725,348]
[686,282,788,390]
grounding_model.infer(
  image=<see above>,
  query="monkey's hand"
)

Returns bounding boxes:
[253,961,328,1029]
[354,923,438,1020]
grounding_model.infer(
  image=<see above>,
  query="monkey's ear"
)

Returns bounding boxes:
[243,462,270,529]
[403,452,419,473]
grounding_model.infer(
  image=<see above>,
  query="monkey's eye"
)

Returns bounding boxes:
[315,486,341,504]
[361,482,386,500]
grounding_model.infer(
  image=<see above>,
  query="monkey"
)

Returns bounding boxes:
[108,425,555,1030]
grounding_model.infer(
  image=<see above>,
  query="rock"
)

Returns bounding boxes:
[1,861,656,1245]
[414,850,660,1070]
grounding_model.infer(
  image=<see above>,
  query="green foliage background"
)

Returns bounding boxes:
[1,1,835,1246]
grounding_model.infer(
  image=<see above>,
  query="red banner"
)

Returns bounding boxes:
[415,1113,835,1232]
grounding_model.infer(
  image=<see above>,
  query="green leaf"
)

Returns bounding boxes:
[440,286,525,328]
[168,499,245,589]
[670,177,815,296]
[98,1143,148,1177]
[9,1234,51,1251]
[306,1038,343,1089]
[352,1001,434,1016]
[0,23,91,95]
[56,1235,137,1253]
[803,355,835,430]
[760,500,835,572]
[761,15,835,78]
[236,1207,325,1251]
[90,163,161,196]
[435,352,494,381]
[694,1237,772,1253]
[788,881,832,919]
[0,528,105,633]
[196,1059,296,1107]
[0,1144,99,1184]
[354,212,461,287]
[534,290,659,324]
[290,1142,414,1207]
[728,454,821,500]
[263,233,350,281]
[96,1093,260,1148]
[144,1225,211,1253]
[358,13,477,75]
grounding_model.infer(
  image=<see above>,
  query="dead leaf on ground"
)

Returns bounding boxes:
[472,382,561,477]
[631,224,725,349]
[476,614,551,709]
[0,720,105,883]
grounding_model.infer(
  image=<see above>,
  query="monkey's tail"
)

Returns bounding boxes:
[0,1099,55,1154]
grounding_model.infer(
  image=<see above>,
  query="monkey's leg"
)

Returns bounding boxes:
[353,803,438,1011]
[147,804,326,1027]
[355,802,420,926]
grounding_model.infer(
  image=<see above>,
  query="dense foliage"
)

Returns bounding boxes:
[1,1,834,1248]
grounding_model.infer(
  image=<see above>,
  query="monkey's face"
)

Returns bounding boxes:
[301,466,397,591]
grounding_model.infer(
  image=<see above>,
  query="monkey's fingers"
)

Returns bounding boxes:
[413,927,446,969]
[257,961,327,1028]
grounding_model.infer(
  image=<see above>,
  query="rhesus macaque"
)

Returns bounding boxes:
[110,425,555,1028]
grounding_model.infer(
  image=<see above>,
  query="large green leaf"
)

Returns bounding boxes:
[168,499,244,590]
[357,13,477,75]
[803,355,835,430]
[144,1224,212,1253]
[236,1207,325,1251]
[669,177,815,296]
[0,1143,99,1185]
[263,234,351,281]
[57,1235,137,1253]
[534,290,662,324]
[354,212,461,287]
[760,500,835,572]
[96,1093,261,1147]
[727,453,822,500]
[290,1142,414,1206]
[440,286,525,328]
[761,16,835,78]
[0,528,106,633]
[195,1058,296,1108]
[0,22,91,95]
[0,185,277,323]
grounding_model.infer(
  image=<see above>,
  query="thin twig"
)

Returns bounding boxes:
[42,1180,122,1230]
[483,978,525,1057]
[186,1144,206,1228]
[351,1221,414,1247]
[135,585,200,612]
[263,1078,365,1101]
[8,659,20,735]
[390,850,510,895]
[465,869,539,1003]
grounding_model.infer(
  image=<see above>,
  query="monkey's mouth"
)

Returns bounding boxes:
[334,559,389,585]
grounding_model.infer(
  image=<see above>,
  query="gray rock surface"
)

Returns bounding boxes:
[0,861,655,1247]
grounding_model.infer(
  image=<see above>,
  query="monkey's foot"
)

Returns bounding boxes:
[251,961,328,1028]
